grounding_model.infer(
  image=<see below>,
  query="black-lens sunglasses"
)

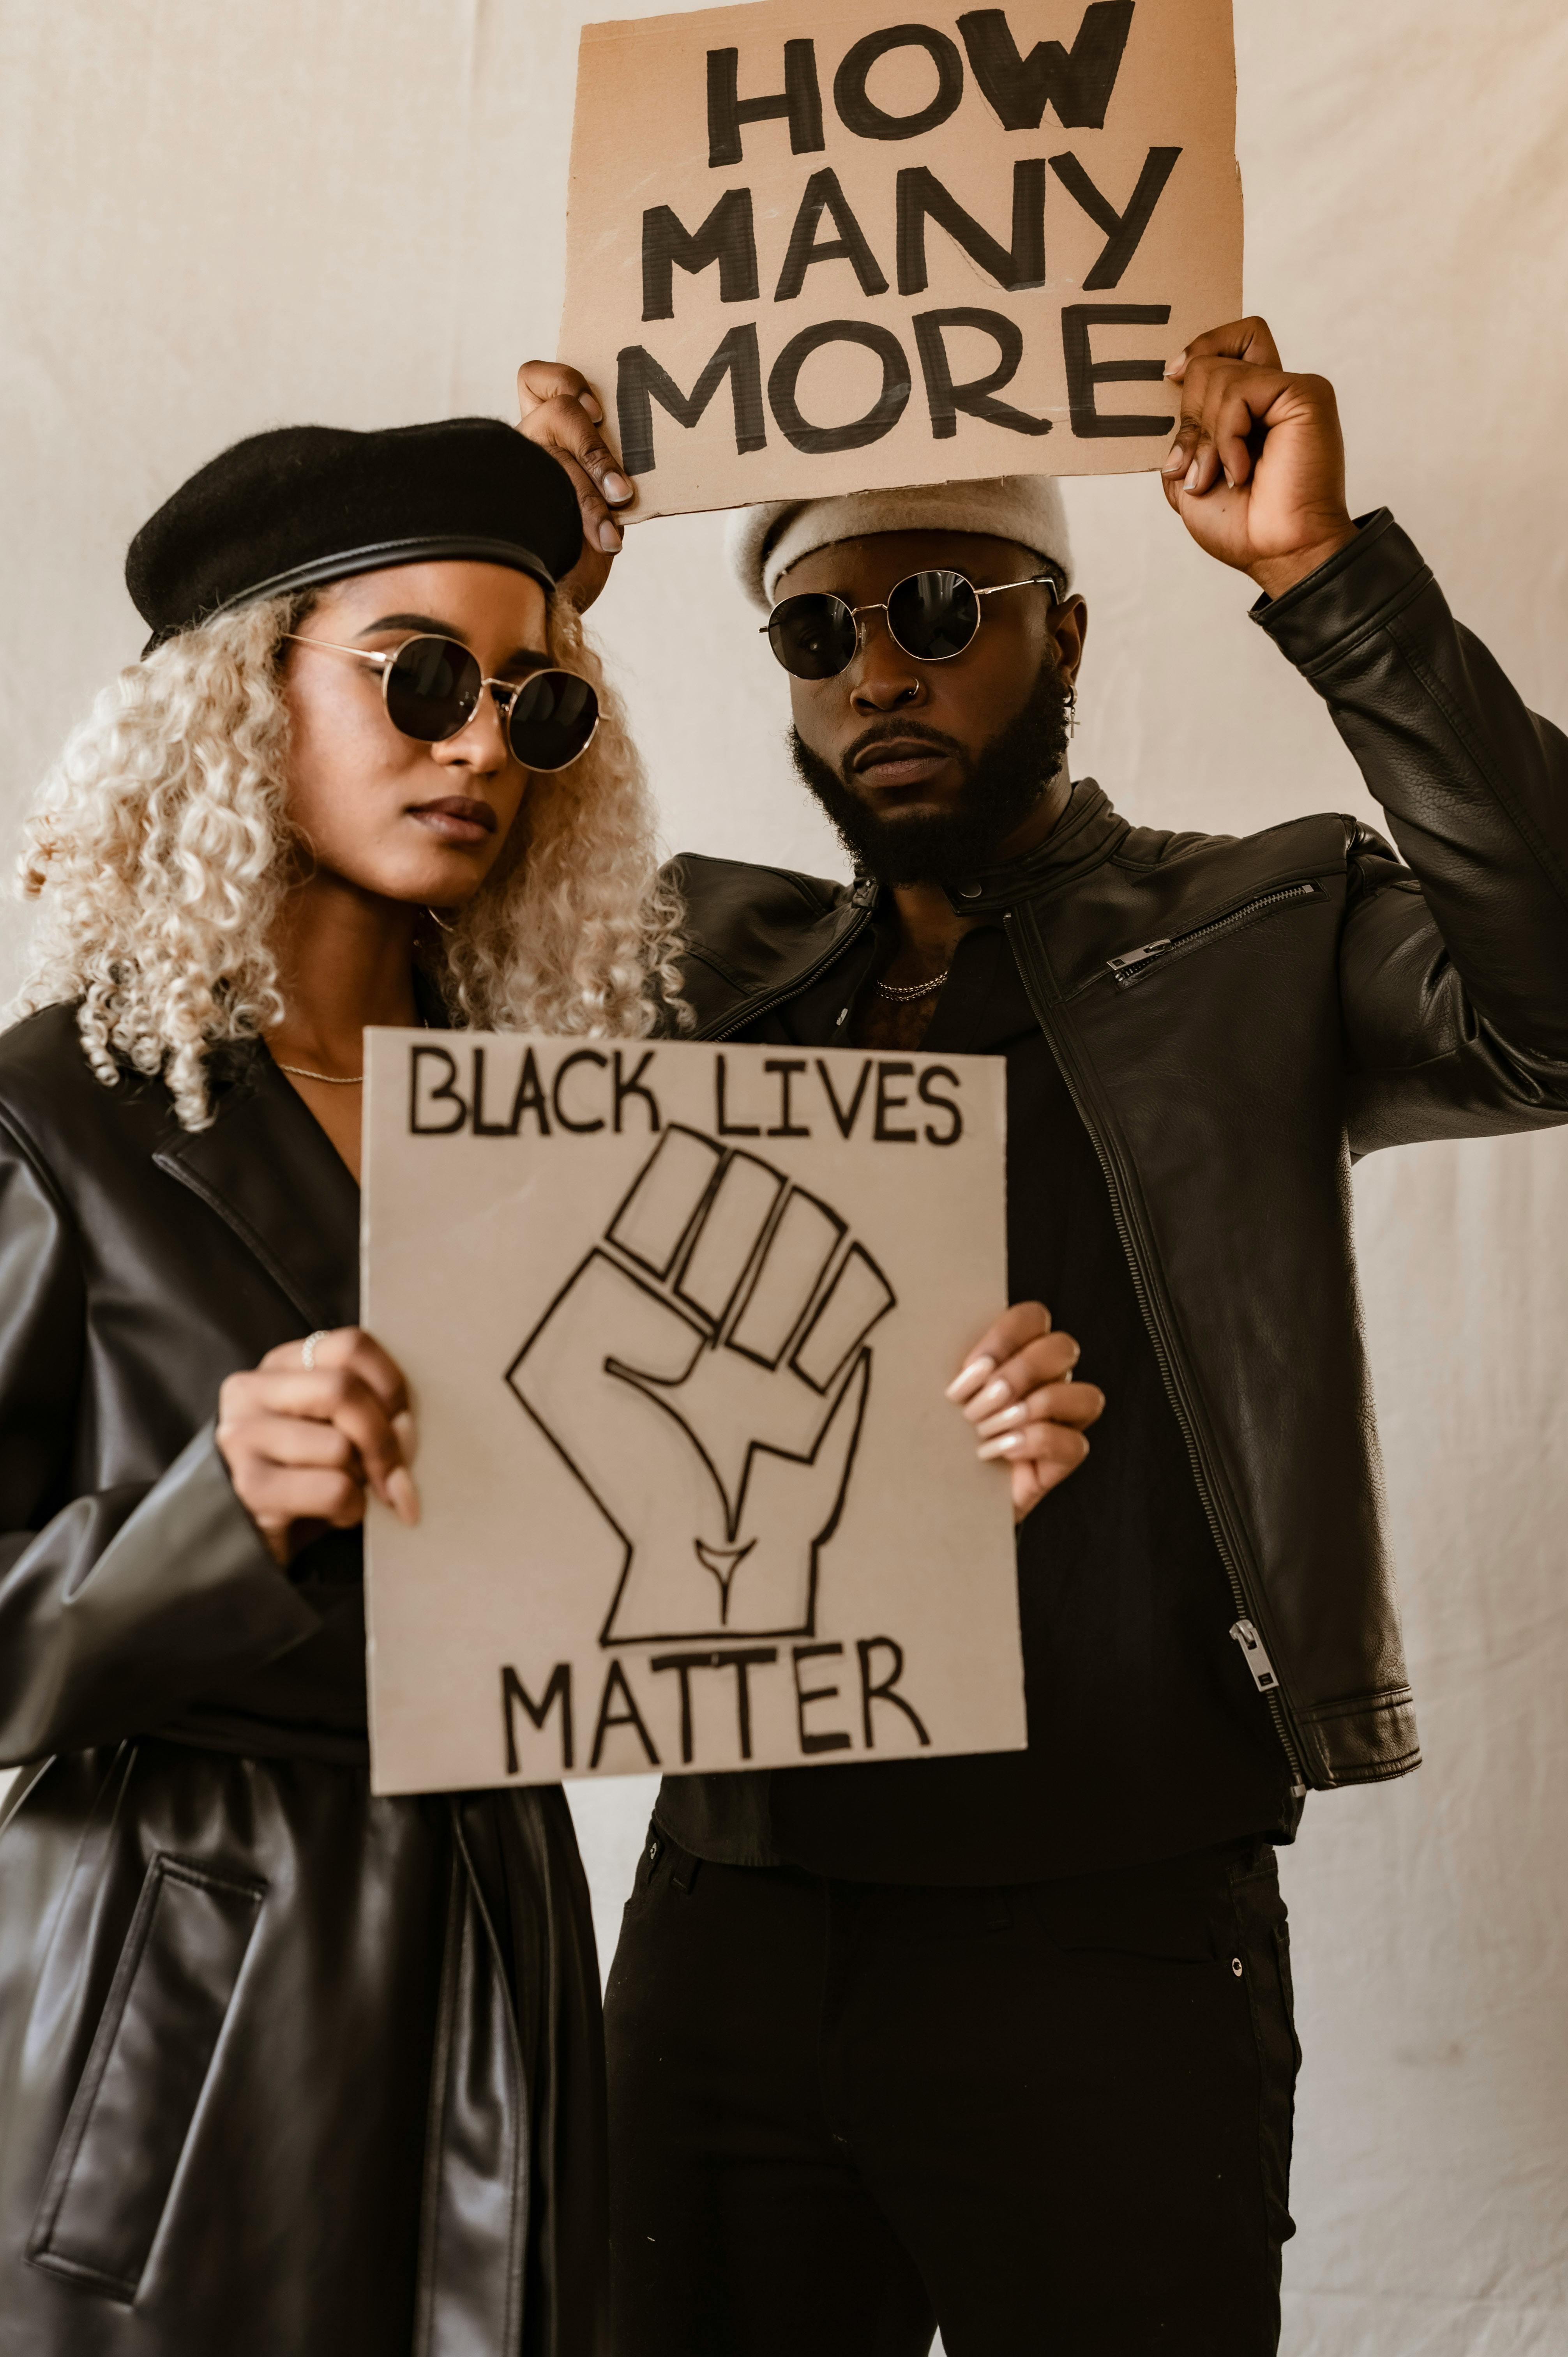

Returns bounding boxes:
[764,568,1058,681]
[285,632,600,771]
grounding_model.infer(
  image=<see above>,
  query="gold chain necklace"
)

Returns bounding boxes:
[275,1062,364,1085]
[871,969,950,1003]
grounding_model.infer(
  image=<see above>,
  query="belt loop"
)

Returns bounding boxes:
[671,1849,702,1897]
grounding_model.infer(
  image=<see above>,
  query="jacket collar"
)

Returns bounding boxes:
[682,868,877,1038]
[926,778,1128,918]
[154,1046,360,1332]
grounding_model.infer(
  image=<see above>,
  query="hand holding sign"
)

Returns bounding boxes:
[217,1327,418,1564]
[1160,317,1359,598]
[949,1297,1103,1518]
[515,360,632,599]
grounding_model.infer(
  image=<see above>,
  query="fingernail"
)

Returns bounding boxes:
[392,1410,418,1465]
[579,391,604,423]
[602,472,633,505]
[978,1432,1028,1461]
[945,1355,996,1404]
[1161,447,1187,477]
[387,1466,421,1528]
[1183,462,1201,493]
[976,1401,1028,1438]
[597,519,623,553]
[1163,350,1188,379]
[1223,470,1236,490]
[966,1377,1013,1421]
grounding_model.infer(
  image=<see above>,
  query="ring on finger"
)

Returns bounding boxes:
[301,1329,329,1372]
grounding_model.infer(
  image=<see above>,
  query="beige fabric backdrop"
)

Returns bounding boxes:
[1,2,1564,2347]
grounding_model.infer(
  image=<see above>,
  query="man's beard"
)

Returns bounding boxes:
[788,660,1073,888]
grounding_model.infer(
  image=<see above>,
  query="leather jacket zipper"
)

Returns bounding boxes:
[695,898,876,1044]
[1230,1618,1281,1694]
[1009,908,1311,1791]
[1106,882,1318,985]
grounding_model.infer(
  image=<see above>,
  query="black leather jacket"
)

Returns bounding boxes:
[667,512,1568,1793]
[0,1028,604,2356]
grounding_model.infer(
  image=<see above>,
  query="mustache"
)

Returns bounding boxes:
[842,719,966,775]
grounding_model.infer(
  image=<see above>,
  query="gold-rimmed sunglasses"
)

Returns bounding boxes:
[285,631,600,771]
[763,569,1058,680]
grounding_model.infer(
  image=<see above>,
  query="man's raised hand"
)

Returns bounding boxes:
[1160,318,1358,600]
[516,359,633,610]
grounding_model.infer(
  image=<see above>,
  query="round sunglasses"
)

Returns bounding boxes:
[285,631,600,771]
[764,568,1058,681]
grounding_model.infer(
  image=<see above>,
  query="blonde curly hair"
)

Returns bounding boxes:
[17,590,687,1129]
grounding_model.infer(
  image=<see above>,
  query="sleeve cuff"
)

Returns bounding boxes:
[96,1421,323,1660]
[1249,510,1437,677]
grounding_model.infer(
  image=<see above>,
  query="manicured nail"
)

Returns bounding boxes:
[1162,447,1187,477]
[387,1466,421,1527]
[978,1431,1028,1461]
[602,471,633,505]
[392,1410,418,1465]
[598,519,623,553]
[966,1377,1014,1421]
[976,1401,1028,1438]
[1223,469,1236,490]
[1164,350,1188,380]
[578,390,604,423]
[945,1355,996,1404]
[1183,461,1201,493]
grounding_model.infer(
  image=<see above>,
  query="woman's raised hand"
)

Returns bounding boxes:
[516,359,633,611]
[946,1301,1104,1525]
[217,1327,419,1567]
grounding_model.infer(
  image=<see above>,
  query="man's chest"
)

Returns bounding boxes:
[851,991,944,1052]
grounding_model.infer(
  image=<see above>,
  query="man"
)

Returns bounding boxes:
[519,320,1568,2355]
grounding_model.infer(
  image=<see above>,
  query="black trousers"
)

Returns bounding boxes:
[604,1831,1298,2356]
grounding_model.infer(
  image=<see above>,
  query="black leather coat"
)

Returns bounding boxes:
[0,1025,606,2355]
[667,512,1568,1794]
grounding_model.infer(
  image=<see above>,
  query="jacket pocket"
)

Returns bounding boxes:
[27,1852,266,2302]
[1105,878,1324,986]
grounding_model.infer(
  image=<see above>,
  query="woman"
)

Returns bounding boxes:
[0,417,683,2355]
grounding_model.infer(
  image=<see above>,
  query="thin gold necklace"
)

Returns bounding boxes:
[275,1061,364,1085]
[274,952,443,1081]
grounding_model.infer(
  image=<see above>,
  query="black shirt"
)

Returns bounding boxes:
[654,913,1299,1883]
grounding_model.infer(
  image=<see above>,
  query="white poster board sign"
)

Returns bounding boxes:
[362,1029,1023,1793]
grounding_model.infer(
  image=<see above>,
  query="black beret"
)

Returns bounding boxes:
[127,417,583,650]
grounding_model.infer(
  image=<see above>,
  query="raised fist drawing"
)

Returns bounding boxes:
[506,1125,895,1644]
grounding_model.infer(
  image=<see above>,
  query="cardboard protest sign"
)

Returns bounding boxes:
[559,0,1241,518]
[361,1029,1022,1794]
